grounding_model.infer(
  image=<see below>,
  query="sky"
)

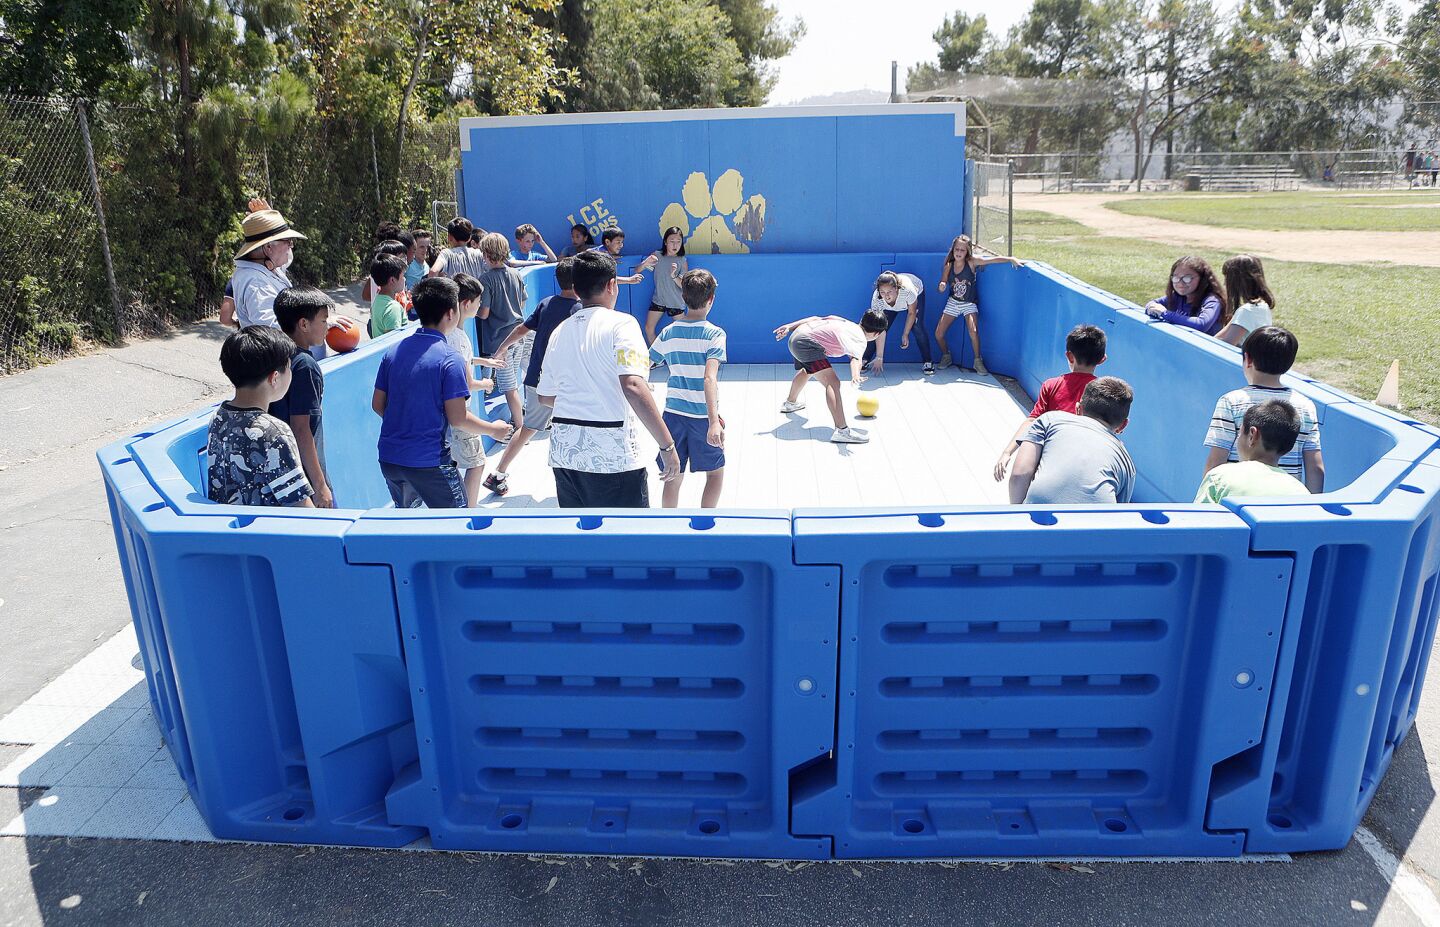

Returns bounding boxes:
[766,0,1030,104]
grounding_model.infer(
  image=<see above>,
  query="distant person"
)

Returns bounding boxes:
[509,223,557,266]
[863,271,934,376]
[207,326,313,507]
[369,253,408,338]
[933,233,1023,375]
[993,323,1107,481]
[643,227,688,346]
[477,232,529,430]
[447,274,499,506]
[428,217,488,279]
[269,287,334,508]
[1143,256,1226,335]
[360,226,413,303]
[649,269,727,508]
[1195,400,1309,503]
[484,259,584,497]
[1007,376,1136,505]
[371,277,513,509]
[1215,254,1275,347]
[561,223,595,257]
[1204,326,1324,492]
[407,229,434,290]
[230,203,305,330]
[774,312,888,444]
[593,227,647,284]
[536,250,680,508]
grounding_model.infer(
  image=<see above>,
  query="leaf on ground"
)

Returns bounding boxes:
[543,876,558,895]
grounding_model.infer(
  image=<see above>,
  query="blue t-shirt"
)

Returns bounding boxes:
[521,294,582,388]
[648,319,727,418]
[374,328,470,468]
[509,249,546,264]
[268,347,323,440]
[404,258,428,290]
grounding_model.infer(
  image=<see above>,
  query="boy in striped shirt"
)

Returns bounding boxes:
[649,268,727,507]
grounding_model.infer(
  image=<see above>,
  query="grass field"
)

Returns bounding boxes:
[1012,209,1440,424]
[1105,190,1440,231]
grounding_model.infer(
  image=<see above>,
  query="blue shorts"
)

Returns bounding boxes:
[658,411,725,473]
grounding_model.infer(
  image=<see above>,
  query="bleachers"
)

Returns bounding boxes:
[1185,164,1303,192]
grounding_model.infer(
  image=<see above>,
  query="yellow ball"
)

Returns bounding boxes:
[856,394,880,418]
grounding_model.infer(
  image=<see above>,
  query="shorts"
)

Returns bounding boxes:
[553,466,649,508]
[650,301,685,319]
[943,299,979,318]
[657,411,725,473]
[447,426,485,468]
[522,385,554,431]
[380,460,467,509]
[789,333,832,373]
[484,341,521,393]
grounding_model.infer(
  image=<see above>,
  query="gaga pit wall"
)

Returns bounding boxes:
[99,254,1440,858]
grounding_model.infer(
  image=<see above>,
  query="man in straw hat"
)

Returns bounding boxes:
[230,199,306,331]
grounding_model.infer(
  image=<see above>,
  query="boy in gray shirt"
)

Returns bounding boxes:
[477,232,529,430]
[1008,376,1136,505]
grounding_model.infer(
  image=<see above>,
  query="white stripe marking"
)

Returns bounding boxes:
[1356,825,1440,926]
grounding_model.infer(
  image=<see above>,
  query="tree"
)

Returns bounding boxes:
[713,0,804,106]
[906,11,990,94]
[0,0,144,96]
[581,0,745,111]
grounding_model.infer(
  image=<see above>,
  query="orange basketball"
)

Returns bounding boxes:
[326,316,362,353]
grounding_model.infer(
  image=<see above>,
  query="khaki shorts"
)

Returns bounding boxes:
[447,426,486,469]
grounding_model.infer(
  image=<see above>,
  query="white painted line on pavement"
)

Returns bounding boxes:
[1357,825,1440,927]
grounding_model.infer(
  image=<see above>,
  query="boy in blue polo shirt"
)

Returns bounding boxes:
[372,277,514,508]
[649,268,726,507]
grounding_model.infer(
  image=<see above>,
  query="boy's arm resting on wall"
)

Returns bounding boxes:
[288,415,332,508]
[1007,441,1042,504]
[1304,449,1326,493]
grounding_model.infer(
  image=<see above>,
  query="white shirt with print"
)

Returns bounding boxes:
[538,305,650,473]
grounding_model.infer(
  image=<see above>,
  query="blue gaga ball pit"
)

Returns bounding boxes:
[97,104,1440,859]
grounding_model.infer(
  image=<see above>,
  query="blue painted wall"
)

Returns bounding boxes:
[456,105,968,256]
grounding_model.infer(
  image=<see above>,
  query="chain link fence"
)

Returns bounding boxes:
[971,160,1014,256]
[0,94,459,375]
[1007,148,1429,193]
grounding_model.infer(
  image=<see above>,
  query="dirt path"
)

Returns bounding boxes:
[1015,192,1440,267]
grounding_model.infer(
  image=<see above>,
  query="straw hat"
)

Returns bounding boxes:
[234,207,307,259]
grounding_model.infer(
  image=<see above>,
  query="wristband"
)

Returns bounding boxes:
[659,443,676,454]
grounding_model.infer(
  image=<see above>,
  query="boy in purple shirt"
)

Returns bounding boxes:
[372,277,513,508]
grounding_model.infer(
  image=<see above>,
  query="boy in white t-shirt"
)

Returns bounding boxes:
[447,274,500,506]
[773,312,888,444]
[537,251,680,507]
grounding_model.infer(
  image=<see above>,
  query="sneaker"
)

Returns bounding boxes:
[483,472,509,496]
[974,357,989,376]
[938,352,952,369]
[780,400,806,413]
[922,363,936,376]
[830,427,870,444]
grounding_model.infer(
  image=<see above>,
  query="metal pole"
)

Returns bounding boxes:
[890,61,898,103]
[75,100,124,340]
[1006,159,1015,256]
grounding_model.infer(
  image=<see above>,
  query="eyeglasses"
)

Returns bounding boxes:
[1171,274,1196,285]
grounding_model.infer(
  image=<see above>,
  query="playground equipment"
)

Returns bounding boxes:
[97,104,1440,860]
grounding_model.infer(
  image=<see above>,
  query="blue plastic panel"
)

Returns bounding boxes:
[458,105,967,255]
[792,505,1290,858]
[346,510,837,858]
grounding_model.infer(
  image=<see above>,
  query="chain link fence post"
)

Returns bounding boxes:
[75,100,125,341]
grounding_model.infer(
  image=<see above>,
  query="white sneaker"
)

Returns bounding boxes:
[830,427,869,444]
[780,400,806,413]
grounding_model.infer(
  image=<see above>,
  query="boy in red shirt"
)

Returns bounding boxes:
[993,323,1107,480]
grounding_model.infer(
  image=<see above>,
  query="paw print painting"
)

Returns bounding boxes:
[658,169,767,254]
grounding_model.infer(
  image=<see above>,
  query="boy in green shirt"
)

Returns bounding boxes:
[1195,400,1309,503]
[370,253,408,338]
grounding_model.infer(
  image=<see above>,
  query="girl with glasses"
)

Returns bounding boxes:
[1143,256,1227,336]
